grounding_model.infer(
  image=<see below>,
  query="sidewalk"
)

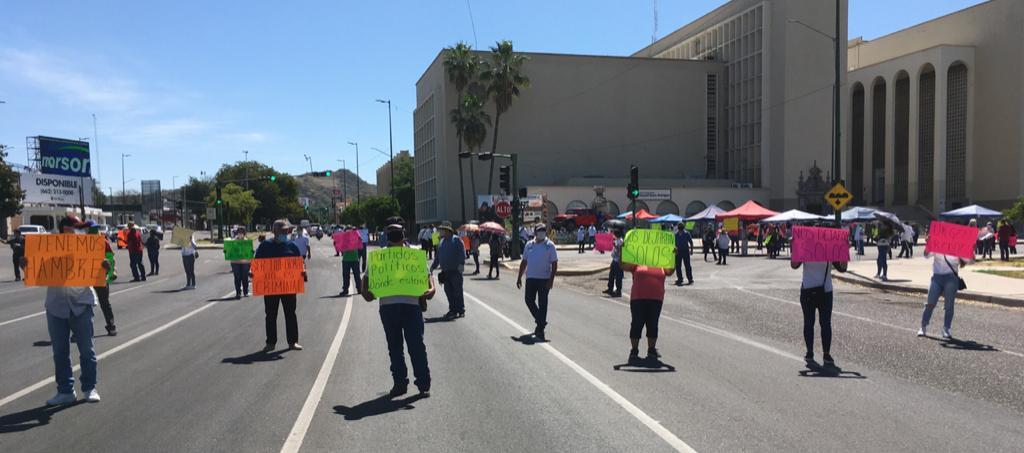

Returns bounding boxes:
[838,254,1024,308]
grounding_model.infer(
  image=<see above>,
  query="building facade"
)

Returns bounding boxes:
[375,150,411,197]
[844,0,1023,213]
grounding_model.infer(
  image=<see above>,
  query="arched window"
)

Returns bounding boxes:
[604,200,620,216]
[542,201,559,225]
[565,200,588,211]
[717,200,735,211]
[684,201,707,216]
[631,200,650,212]
[656,200,680,215]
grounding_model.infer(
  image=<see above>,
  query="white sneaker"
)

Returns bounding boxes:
[84,389,101,402]
[46,392,77,406]
[917,328,926,337]
[942,328,952,339]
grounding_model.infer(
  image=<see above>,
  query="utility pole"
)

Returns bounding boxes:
[833,0,842,228]
[377,99,395,199]
[93,114,101,184]
[338,159,347,212]
[121,153,131,200]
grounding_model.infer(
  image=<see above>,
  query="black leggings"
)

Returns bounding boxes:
[799,288,833,356]
[629,299,663,339]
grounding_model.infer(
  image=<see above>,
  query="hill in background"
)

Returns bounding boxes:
[295,168,376,210]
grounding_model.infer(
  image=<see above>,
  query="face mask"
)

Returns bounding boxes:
[275,233,289,242]
[535,232,547,241]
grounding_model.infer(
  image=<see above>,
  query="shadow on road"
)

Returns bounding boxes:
[0,403,80,434]
[613,358,677,372]
[152,288,189,294]
[798,363,866,379]
[319,294,350,299]
[221,350,285,364]
[936,337,999,352]
[207,296,240,302]
[425,316,456,324]
[333,394,426,421]
[511,334,548,345]
[32,340,51,347]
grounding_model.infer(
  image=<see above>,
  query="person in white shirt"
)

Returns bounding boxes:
[181,232,198,289]
[919,251,970,339]
[576,226,586,254]
[791,258,847,367]
[517,224,558,341]
[587,224,598,250]
[291,228,311,260]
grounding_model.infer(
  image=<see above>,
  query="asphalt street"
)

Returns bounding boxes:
[0,239,1022,452]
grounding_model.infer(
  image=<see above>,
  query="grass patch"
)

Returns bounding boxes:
[975,260,1024,268]
[975,269,1024,280]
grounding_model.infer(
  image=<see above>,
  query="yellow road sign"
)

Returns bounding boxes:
[825,183,853,211]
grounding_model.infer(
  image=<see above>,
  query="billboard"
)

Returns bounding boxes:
[20,172,94,205]
[37,136,91,177]
[141,180,162,213]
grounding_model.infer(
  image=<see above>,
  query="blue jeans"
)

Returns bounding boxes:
[876,246,889,277]
[379,304,430,389]
[607,261,623,293]
[46,308,97,394]
[922,273,958,331]
[443,272,465,314]
[342,261,361,292]
[231,262,250,294]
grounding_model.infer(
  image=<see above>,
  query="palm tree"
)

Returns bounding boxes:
[455,92,491,213]
[480,40,530,194]
[442,42,480,222]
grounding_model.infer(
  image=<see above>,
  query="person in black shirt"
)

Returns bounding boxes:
[145,227,163,276]
[253,219,305,352]
[2,230,25,281]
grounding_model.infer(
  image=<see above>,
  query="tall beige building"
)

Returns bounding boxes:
[844,0,1023,213]
[376,150,411,197]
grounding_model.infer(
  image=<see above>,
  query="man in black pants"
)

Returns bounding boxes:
[517,224,558,341]
[2,230,25,281]
[674,224,694,285]
[145,226,162,276]
[254,219,305,352]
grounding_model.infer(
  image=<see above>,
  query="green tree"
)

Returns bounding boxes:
[480,40,530,194]
[213,162,304,226]
[0,146,25,238]
[1003,197,1024,224]
[454,91,491,218]
[205,183,260,226]
[338,196,399,232]
[443,42,483,223]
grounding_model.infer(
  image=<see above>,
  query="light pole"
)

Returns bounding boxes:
[121,153,131,199]
[376,99,394,199]
[789,1,841,227]
[337,159,347,208]
[347,142,360,203]
[92,114,101,184]
[303,154,314,173]
[242,150,249,190]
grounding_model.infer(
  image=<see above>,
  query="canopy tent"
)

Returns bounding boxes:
[840,206,879,222]
[616,209,660,220]
[684,204,727,221]
[760,209,825,223]
[941,204,1002,218]
[650,214,684,224]
[715,200,779,221]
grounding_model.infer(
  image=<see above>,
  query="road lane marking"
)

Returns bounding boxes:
[465,291,698,453]
[0,290,232,409]
[280,298,353,453]
[733,286,1024,359]
[0,278,170,328]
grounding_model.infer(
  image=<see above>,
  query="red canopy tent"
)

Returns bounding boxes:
[715,200,779,221]
[620,209,660,220]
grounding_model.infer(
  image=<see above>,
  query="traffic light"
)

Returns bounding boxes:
[215,185,223,205]
[499,165,511,194]
[261,174,277,182]
[627,165,640,199]
[325,170,332,177]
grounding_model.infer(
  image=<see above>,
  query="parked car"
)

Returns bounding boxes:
[16,224,47,235]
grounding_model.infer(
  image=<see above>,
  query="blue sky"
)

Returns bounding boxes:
[0,0,984,193]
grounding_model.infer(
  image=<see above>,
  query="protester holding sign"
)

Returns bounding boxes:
[339,227,361,296]
[89,222,118,337]
[226,228,253,299]
[253,219,305,352]
[180,230,198,289]
[20,215,109,406]
[919,221,975,339]
[517,224,558,341]
[790,226,849,367]
[362,222,435,398]
[621,261,673,361]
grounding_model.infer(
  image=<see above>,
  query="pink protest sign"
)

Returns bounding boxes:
[924,221,977,260]
[594,233,614,253]
[334,230,362,252]
[790,226,850,263]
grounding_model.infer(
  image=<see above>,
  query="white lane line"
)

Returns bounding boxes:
[464,291,698,453]
[733,286,1024,359]
[0,290,232,409]
[280,298,354,453]
[0,278,171,328]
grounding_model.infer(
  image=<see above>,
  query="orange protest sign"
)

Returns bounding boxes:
[24,234,108,287]
[251,257,305,296]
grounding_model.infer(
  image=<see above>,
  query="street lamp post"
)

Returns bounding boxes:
[376,99,394,199]
[347,142,360,204]
[337,159,347,209]
[121,153,131,200]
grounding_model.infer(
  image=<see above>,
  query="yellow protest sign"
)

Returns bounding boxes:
[171,228,195,248]
[251,257,305,296]
[24,234,108,287]
[621,229,675,269]
[368,247,429,298]
[723,217,740,232]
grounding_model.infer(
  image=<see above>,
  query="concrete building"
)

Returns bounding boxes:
[414,0,847,225]
[844,0,1023,214]
[375,150,411,197]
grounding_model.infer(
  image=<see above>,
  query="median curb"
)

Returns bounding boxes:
[833,271,1024,309]
[499,260,609,277]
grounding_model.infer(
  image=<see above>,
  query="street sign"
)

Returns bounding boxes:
[206,207,217,220]
[825,183,853,210]
[495,200,512,219]
[19,172,94,205]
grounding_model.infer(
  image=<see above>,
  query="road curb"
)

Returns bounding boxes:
[498,261,609,276]
[833,272,1024,309]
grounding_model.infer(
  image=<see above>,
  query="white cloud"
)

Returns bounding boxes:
[0,48,141,110]
[224,132,269,143]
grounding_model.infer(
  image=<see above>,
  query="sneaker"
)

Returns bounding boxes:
[629,349,639,360]
[262,344,275,353]
[942,328,952,339]
[804,352,814,364]
[535,329,546,342]
[106,326,117,337]
[235,292,241,300]
[602,289,613,295]
[457,311,465,318]
[46,392,77,406]
[289,343,303,351]
[917,328,927,337]
[823,355,835,367]
[339,290,349,296]
[674,280,684,286]
[647,348,661,359]
[388,384,408,399]
[418,386,431,397]
[611,292,622,298]
[84,388,101,403]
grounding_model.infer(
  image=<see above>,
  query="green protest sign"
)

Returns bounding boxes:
[621,229,675,269]
[651,223,662,231]
[368,247,429,298]
[685,221,696,231]
[223,239,254,261]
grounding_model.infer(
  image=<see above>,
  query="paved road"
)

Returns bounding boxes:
[0,239,1022,452]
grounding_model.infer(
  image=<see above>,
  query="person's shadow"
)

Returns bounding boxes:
[798,361,866,379]
[613,356,677,372]
[936,337,999,352]
[221,349,285,364]
[511,334,548,345]
[333,393,427,421]
[425,316,455,324]
[0,403,79,433]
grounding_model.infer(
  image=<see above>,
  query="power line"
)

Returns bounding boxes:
[466,0,479,48]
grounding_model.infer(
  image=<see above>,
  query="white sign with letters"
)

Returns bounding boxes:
[19,172,94,205]
[638,189,671,201]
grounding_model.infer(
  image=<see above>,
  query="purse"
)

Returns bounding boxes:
[944,257,967,291]
[438,271,447,285]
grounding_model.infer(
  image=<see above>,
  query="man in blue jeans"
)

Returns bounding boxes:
[517,224,559,341]
[430,221,466,319]
[22,215,109,406]
[362,223,436,398]
[674,224,694,285]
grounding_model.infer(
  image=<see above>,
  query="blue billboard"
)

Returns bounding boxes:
[38,136,91,177]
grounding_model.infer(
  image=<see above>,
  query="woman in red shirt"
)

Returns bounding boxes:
[621,262,673,360]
